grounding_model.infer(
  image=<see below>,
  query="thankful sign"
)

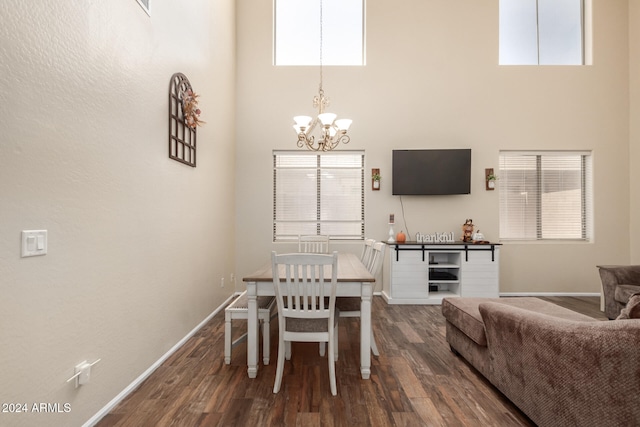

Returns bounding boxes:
[415,232,455,243]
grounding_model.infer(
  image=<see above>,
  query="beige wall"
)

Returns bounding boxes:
[0,1,236,426]
[630,0,640,261]
[236,0,631,294]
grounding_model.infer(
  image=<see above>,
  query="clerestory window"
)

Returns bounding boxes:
[274,0,365,66]
[499,0,585,65]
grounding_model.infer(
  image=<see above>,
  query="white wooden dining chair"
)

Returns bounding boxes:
[335,241,386,356]
[271,251,340,396]
[298,234,330,253]
[360,238,375,267]
[224,291,276,365]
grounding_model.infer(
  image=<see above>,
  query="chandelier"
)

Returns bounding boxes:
[293,0,352,152]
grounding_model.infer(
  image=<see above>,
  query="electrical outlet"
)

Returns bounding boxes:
[220,277,225,288]
[230,273,235,285]
[66,359,100,388]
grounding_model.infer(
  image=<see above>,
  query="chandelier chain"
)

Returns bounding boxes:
[292,0,351,152]
[319,0,324,95]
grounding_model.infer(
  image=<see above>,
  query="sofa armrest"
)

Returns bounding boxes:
[479,302,640,427]
[597,265,640,319]
[597,265,640,282]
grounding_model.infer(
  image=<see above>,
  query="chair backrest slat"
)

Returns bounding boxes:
[360,238,375,266]
[367,242,386,276]
[298,235,330,254]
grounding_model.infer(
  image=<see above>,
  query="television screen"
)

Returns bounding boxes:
[392,149,471,195]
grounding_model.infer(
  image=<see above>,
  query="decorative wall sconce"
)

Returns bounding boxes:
[372,168,381,191]
[485,168,498,190]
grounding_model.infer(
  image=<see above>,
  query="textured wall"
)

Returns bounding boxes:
[235,0,632,294]
[630,1,640,262]
[0,1,236,425]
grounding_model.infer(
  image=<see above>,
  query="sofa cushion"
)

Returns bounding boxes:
[442,298,490,346]
[615,285,640,305]
[616,293,640,320]
[442,297,597,347]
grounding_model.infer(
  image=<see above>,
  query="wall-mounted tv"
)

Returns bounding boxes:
[392,149,472,195]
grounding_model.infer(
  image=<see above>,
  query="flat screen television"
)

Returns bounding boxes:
[392,149,471,195]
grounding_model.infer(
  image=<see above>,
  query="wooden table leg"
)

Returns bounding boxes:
[360,282,372,379]
[246,281,259,378]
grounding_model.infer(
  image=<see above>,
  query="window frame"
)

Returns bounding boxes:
[499,0,586,66]
[498,150,593,242]
[273,150,365,242]
[273,0,366,66]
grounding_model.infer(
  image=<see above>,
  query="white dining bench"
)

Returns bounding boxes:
[224,291,277,365]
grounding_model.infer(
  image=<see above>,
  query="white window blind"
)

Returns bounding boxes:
[273,151,364,241]
[499,151,592,241]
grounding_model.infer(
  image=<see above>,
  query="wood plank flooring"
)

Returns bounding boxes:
[96,296,606,427]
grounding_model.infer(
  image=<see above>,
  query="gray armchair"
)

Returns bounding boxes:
[597,265,640,319]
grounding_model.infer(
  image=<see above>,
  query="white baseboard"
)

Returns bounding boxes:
[499,292,601,297]
[83,293,238,427]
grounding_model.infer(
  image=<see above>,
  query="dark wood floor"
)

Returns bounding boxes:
[96,296,606,427]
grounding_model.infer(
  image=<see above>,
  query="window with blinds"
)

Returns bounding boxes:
[273,151,365,242]
[498,151,592,241]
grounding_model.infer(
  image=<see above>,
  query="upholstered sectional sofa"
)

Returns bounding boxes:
[442,297,640,427]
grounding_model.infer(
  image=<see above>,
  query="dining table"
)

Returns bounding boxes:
[242,251,376,379]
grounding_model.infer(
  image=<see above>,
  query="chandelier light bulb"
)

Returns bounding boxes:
[294,116,313,128]
[334,119,352,131]
[318,113,337,127]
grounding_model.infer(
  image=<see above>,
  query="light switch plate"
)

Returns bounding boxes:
[21,230,47,257]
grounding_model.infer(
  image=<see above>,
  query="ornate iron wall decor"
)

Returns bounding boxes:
[168,73,197,167]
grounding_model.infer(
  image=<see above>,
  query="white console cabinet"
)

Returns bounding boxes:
[383,243,500,305]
